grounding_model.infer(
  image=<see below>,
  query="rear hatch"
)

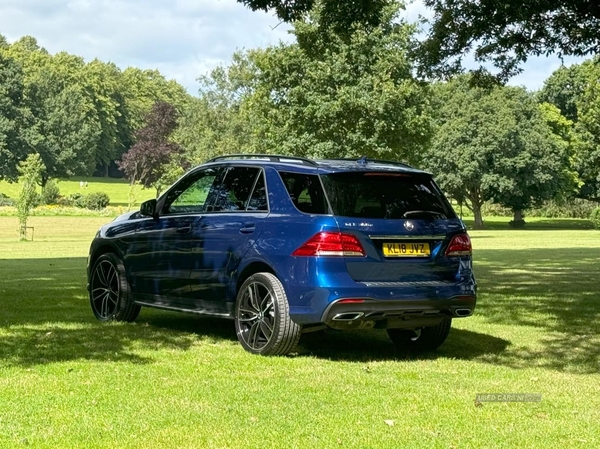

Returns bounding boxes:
[320,171,465,284]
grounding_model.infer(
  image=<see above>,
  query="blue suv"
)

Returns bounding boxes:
[87,155,476,355]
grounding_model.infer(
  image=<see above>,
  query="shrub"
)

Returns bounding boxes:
[527,199,598,219]
[480,202,512,217]
[30,192,42,208]
[590,208,600,230]
[83,192,110,210]
[41,180,61,205]
[65,193,86,208]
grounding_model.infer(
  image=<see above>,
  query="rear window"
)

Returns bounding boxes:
[279,172,328,214]
[246,171,268,211]
[211,166,261,212]
[320,172,454,219]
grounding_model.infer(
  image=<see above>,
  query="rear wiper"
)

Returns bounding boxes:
[401,210,447,219]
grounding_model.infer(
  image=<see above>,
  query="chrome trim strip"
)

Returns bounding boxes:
[369,234,447,240]
[360,281,453,287]
[134,301,233,318]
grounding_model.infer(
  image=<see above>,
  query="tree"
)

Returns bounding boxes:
[0,52,29,181]
[83,60,130,175]
[418,0,600,81]
[120,68,190,133]
[16,153,45,240]
[574,60,600,201]
[1,35,193,182]
[2,42,102,185]
[190,3,432,164]
[426,77,572,228]
[538,102,581,201]
[237,0,392,33]
[538,59,600,201]
[538,64,587,123]
[176,94,253,164]
[118,102,183,197]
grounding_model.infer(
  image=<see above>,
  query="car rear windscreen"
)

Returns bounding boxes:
[320,172,454,219]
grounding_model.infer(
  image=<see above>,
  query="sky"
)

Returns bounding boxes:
[0,0,585,95]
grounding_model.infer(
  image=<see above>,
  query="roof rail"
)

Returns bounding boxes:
[207,154,318,167]
[322,157,413,169]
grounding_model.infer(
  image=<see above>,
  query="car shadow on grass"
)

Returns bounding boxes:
[296,327,510,363]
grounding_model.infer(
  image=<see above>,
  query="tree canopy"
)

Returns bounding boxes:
[419,0,600,81]
[237,0,393,33]
[0,52,28,181]
[539,58,600,201]
[181,3,432,164]
[118,102,184,196]
[426,77,573,228]
[0,34,192,184]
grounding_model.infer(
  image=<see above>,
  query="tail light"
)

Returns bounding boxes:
[445,233,472,257]
[292,232,366,257]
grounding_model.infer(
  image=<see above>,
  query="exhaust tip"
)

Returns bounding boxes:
[332,312,364,322]
[455,308,472,317]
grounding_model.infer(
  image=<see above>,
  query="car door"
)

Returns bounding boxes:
[128,167,223,306]
[188,166,269,303]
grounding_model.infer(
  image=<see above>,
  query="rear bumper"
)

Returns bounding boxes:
[286,279,477,324]
[320,296,476,330]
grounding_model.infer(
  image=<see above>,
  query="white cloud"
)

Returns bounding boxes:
[0,0,293,93]
[0,0,587,93]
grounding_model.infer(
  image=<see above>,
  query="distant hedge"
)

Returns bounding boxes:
[62,192,110,210]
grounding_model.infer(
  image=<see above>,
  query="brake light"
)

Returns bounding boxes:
[292,232,366,257]
[445,233,472,257]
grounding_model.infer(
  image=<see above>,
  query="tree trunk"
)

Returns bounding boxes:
[19,223,27,241]
[513,209,523,221]
[512,209,525,227]
[472,201,484,229]
[105,164,109,177]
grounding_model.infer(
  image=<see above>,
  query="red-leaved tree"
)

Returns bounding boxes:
[118,101,183,196]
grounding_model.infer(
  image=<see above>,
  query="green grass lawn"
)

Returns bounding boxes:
[0,177,156,207]
[1,217,599,448]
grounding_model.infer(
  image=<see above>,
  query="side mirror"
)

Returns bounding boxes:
[140,199,158,219]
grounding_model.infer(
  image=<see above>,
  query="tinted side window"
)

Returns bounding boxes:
[246,172,268,211]
[163,168,221,215]
[320,172,455,219]
[279,172,328,215]
[211,167,260,212]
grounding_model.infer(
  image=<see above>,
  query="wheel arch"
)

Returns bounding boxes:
[234,260,277,299]
[89,243,123,272]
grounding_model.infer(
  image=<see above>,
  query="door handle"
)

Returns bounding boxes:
[240,224,256,234]
[176,226,192,234]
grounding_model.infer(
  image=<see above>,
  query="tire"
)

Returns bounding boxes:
[387,318,452,352]
[234,272,301,356]
[89,253,141,322]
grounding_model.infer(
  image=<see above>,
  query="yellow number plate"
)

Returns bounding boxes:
[383,242,430,257]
